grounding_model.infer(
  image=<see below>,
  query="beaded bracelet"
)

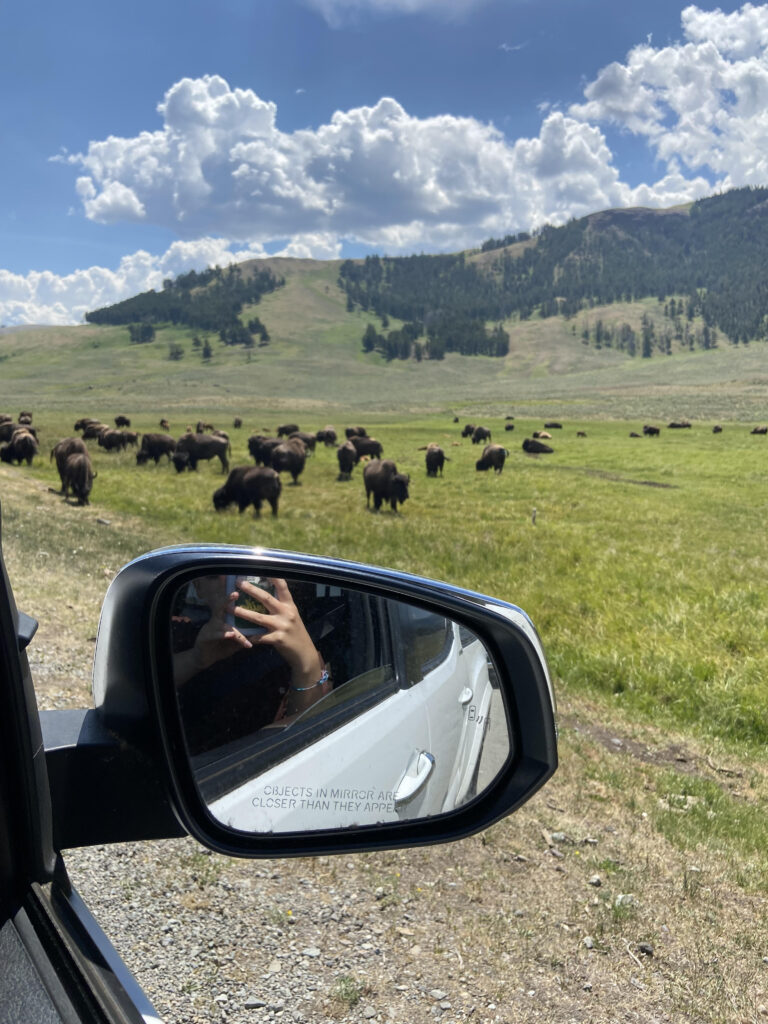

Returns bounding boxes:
[290,668,329,692]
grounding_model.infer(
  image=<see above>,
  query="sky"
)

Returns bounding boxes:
[2,0,765,326]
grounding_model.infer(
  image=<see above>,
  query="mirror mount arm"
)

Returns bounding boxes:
[41,709,185,850]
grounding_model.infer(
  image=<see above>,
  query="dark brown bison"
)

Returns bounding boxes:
[136,433,176,465]
[544,421,562,429]
[461,423,476,438]
[475,444,507,473]
[668,420,692,429]
[504,423,515,432]
[316,426,338,447]
[523,438,553,454]
[350,435,383,459]
[18,412,33,425]
[121,430,140,448]
[82,422,108,440]
[173,433,229,473]
[0,421,37,443]
[364,459,410,512]
[0,414,12,423]
[248,434,283,466]
[423,443,447,477]
[471,426,492,444]
[629,432,642,438]
[750,425,767,435]
[114,415,131,427]
[74,417,98,431]
[271,439,306,484]
[276,422,300,437]
[159,418,171,431]
[713,425,723,434]
[51,437,88,490]
[345,426,368,439]
[289,430,317,453]
[0,429,39,466]
[213,466,281,517]
[98,429,127,452]
[61,452,95,505]
[196,420,215,434]
[336,440,359,480]
[643,424,661,436]
[577,430,587,438]
[233,417,243,429]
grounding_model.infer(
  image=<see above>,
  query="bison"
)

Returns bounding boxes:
[114,415,131,427]
[213,466,281,517]
[51,437,88,489]
[159,418,171,431]
[471,426,492,444]
[350,435,383,459]
[82,422,108,440]
[289,430,317,453]
[461,423,476,438]
[271,439,306,484]
[475,444,507,474]
[136,433,176,465]
[504,423,515,432]
[668,420,692,429]
[248,434,283,466]
[643,425,661,436]
[0,421,37,443]
[316,426,338,447]
[61,452,95,505]
[532,430,552,440]
[276,422,300,438]
[363,459,410,512]
[98,429,127,452]
[750,425,768,435]
[544,421,562,429]
[233,417,243,429]
[422,443,447,477]
[522,438,553,454]
[0,429,39,466]
[173,433,229,473]
[336,440,359,480]
[345,426,368,439]
[713,425,723,434]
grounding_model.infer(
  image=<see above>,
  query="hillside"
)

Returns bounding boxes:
[4,187,768,419]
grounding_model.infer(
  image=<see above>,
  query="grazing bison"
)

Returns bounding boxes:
[0,414,12,424]
[504,423,515,432]
[74,417,98,431]
[115,415,131,427]
[316,426,338,447]
[213,466,281,517]
[471,426,492,444]
[577,431,587,438]
[159,418,171,431]
[82,422,108,440]
[61,453,95,505]
[523,438,554,454]
[750,425,768,435]
[277,422,300,438]
[248,434,283,466]
[0,421,37,443]
[196,420,215,434]
[289,430,317,453]
[350,435,383,459]
[424,444,448,477]
[544,421,562,429]
[363,459,410,512]
[98,429,127,452]
[643,424,661,436]
[475,444,507,474]
[461,423,476,438]
[233,417,243,429]
[271,439,306,484]
[345,426,368,439]
[136,433,176,465]
[336,440,359,480]
[18,412,33,425]
[713,424,723,434]
[0,429,39,466]
[51,437,88,489]
[668,420,692,429]
[173,433,229,473]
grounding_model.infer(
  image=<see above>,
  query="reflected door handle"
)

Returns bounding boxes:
[459,687,473,705]
[394,751,436,807]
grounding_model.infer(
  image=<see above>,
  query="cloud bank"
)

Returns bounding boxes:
[5,3,768,325]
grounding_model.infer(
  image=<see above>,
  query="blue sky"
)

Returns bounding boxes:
[1,0,760,324]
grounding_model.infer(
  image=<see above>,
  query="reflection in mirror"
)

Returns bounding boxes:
[170,572,513,834]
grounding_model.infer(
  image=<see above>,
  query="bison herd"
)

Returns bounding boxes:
[2,410,766,518]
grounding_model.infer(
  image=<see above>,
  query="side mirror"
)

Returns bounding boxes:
[52,546,557,857]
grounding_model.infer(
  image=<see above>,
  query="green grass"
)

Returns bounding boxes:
[6,410,768,757]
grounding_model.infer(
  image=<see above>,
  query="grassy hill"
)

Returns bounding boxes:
[3,267,768,420]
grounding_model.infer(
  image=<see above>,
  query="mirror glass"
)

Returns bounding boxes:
[169,572,513,833]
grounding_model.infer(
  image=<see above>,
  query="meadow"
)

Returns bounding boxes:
[8,408,768,754]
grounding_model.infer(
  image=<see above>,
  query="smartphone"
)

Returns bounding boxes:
[225,575,275,636]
